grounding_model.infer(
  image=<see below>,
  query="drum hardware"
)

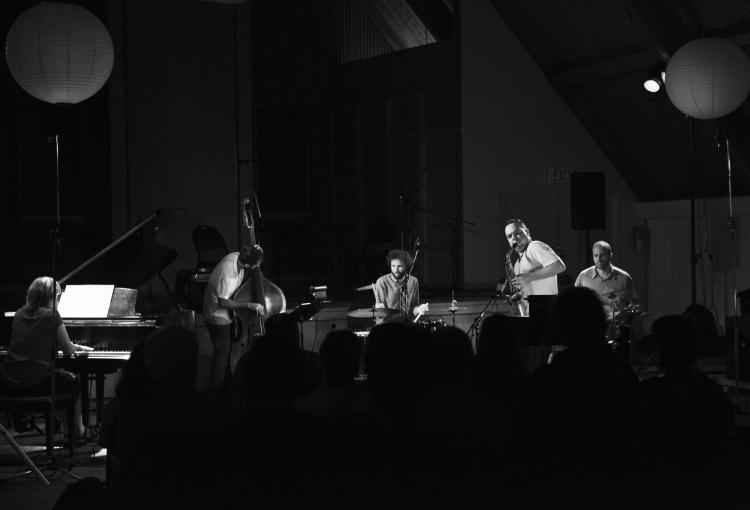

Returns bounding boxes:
[413,319,445,333]
[605,291,644,365]
[346,307,398,331]
[437,306,467,327]
[346,307,398,320]
[432,290,465,326]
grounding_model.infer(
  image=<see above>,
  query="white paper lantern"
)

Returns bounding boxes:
[665,38,750,119]
[5,2,114,105]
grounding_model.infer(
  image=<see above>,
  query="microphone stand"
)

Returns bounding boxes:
[402,243,420,323]
[723,137,741,399]
[466,282,503,352]
[48,134,80,479]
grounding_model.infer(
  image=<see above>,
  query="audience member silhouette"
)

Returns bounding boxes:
[115,340,159,401]
[79,293,742,509]
[232,331,315,506]
[264,312,301,348]
[112,326,240,509]
[413,325,509,502]
[235,333,309,407]
[364,322,432,426]
[638,315,736,507]
[643,315,734,467]
[291,330,376,507]
[682,303,721,357]
[474,313,528,413]
[525,287,642,505]
[294,329,370,421]
[318,329,362,389]
[429,326,474,386]
[99,340,157,448]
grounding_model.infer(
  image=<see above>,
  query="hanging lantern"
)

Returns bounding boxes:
[5,2,114,105]
[665,38,750,119]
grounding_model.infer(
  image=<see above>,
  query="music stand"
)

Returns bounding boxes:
[290,301,329,350]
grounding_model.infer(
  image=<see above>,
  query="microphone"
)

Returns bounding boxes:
[415,237,421,250]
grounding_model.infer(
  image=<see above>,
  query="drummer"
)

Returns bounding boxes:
[374,249,429,322]
[574,240,634,318]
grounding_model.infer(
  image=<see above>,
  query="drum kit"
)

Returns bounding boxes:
[604,290,645,361]
[348,283,468,333]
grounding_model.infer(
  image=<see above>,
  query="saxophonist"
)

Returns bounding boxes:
[503,219,566,316]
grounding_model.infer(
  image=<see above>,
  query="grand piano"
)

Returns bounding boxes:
[1,210,177,426]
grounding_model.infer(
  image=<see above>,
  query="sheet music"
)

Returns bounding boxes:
[58,285,114,318]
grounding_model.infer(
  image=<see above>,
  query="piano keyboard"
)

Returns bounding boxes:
[0,349,131,361]
[71,350,131,360]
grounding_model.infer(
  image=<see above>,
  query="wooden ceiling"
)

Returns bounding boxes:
[488,0,750,201]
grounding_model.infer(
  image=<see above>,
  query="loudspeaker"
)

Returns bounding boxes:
[570,172,605,230]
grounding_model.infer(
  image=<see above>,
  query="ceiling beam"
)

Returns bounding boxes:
[627,0,696,55]
[550,30,750,87]
[358,0,437,51]
[549,49,662,87]
[551,0,750,88]
[627,0,750,190]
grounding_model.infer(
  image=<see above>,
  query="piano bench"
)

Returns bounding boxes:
[0,393,78,456]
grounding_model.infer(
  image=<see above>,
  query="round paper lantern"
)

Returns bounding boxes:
[5,2,114,105]
[665,38,750,119]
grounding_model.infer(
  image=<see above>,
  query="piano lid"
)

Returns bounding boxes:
[62,211,178,289]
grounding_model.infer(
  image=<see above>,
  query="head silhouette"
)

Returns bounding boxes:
[144,326,199,392]
[319,330,362,389]
[552,287,607,351]
[477,313,525,377]
[429,326,474,385]
[652,315,697,373]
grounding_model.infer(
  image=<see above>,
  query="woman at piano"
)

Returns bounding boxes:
[0,276,94,441]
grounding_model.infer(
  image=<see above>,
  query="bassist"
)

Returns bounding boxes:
[203,244,265,394]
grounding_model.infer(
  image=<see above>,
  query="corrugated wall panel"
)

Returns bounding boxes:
[248,0,395,286]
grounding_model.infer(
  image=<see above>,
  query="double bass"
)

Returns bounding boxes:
[232,197,286,353]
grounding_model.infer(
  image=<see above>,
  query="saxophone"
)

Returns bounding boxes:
[505,248,524,303]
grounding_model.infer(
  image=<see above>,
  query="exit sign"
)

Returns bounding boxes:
[548,167,572,184]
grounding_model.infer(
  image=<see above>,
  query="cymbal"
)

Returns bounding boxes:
[355,284,375,291]
[347,307,398,319]
[437,306,468,312]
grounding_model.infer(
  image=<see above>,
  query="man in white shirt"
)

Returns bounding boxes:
[504,219,566,316]
[203,245,265,392]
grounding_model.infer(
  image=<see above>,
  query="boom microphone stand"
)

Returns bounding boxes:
[403,238,421,322]
[466,282,504,352]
